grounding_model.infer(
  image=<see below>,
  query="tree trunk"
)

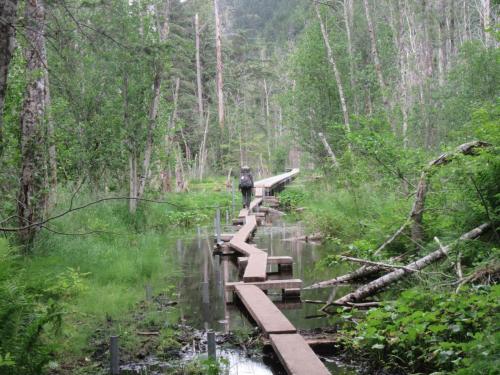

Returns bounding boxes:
[480,0,491,47]
[314,4,351,138]
[214,0,224,129]
[18,0,49,245]
[363,0,392,131]
[137,0,170,201]
[129,153,138,213]
[0,0,18,154]
[199,110,210,180]
[318,132,339,167]
[343,0,359,116]
[195,13,204,130]
[332,223,490,305]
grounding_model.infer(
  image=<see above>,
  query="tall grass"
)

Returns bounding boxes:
[1,180,233,373]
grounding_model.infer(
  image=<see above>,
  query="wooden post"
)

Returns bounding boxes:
[110,336,119,374]
[207,330,216,359]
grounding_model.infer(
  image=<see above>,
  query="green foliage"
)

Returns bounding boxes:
[0,239,64,375]
[278,188,306,210]
[342,286,500,374]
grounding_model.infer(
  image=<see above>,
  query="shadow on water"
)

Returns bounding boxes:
[168,216,357,374]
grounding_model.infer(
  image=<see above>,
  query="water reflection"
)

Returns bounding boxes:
[173,219,355,374]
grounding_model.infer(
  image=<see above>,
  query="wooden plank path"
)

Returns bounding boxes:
[254,168,300,197]
[235,284,296,335]
[222,169,331,374]
[270,334,331,375]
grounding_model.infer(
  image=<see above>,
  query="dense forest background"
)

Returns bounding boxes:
[0,0,498,374]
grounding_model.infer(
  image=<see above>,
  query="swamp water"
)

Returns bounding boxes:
[122,217,357,374]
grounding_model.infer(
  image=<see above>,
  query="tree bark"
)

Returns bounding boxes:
[314,3,351,138]
[199,110,210,180]
[318,132,339,167]
[18,0,49,245]
[343,0,359,116]
[0,0,18,154]
[195,13,204,130]
[480,0,491,47]
[330,223,490,305]
[214,0,224,129]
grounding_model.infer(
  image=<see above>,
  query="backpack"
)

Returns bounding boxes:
[239,173,253,188]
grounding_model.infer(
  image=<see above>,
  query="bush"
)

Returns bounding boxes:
[342,285,500,374]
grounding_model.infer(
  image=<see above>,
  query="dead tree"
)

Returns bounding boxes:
[318,132,339,167]
[323,223,490,309]
[314,3,351,139]
[214,0,224,129]
[363,0,393,131]
[375,141,490,254]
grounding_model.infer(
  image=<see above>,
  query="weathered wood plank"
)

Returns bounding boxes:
[229,239,262,256]
[226,279,302,292]
[243,252,268,282]
[238,255,293,268]
[269,333,331,375]
[235,284,296,335]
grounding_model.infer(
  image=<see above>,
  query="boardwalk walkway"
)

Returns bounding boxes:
[222,169,331,374]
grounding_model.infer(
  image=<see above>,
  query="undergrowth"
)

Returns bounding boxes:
[0,179,233,374]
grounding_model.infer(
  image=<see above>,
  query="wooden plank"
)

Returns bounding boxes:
[226,278,302,292]
[243,252,268,282]
[231,215,256,243]
[249,197,263,212]
[269,333,331,375]
[238,255,293,268]
[254,169,300,189]
[229,239,262,256]
[235,285,296,335]
[238,208,249,218]
[255,187,265,197]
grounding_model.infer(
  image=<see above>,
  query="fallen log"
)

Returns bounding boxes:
[323,223,490,309]
[304,265,381,289]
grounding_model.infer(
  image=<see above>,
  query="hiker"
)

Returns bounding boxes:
[239,166,254,208]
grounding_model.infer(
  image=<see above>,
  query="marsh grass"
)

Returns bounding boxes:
[1,179,233,372]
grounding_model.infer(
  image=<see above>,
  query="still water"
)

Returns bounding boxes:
[169,217,356,374]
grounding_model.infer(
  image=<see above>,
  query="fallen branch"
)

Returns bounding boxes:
[339,255,416,273]
[322,223,490,310]
[373,141,490,254]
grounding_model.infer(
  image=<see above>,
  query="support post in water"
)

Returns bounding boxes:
[207,330,216,359]
[215,207,222,245]
[225,209,229,224]
[110,336,119,374]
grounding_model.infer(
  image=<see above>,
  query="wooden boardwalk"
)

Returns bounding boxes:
[222,169,331,374]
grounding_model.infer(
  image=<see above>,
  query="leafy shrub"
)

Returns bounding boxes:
[278,188,306,210]
[342,285,499,374]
